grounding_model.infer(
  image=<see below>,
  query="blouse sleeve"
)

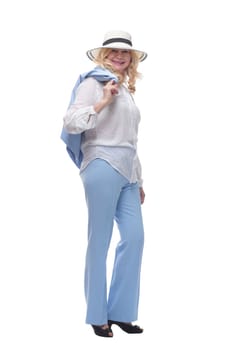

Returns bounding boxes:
[63,78,99,134]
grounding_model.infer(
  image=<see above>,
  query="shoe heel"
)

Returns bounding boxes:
[108,320,113,327]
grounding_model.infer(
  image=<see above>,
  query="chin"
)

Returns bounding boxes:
[113,66,126,74]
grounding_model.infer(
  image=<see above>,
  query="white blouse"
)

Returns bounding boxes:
[63,77,143,186]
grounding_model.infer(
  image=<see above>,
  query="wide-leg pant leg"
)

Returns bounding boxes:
[107,182,144,322]
[80,159,128,325]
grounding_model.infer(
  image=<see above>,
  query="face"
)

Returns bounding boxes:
[106,49,131,73]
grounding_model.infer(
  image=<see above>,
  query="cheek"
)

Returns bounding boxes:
[126,58,131,67]
[127,56,132,64]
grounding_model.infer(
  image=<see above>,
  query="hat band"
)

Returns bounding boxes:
[103,38,132,46]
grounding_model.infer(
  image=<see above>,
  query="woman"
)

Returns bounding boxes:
[62,30,147,337]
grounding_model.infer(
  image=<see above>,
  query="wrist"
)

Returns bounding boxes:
[94,99,108,113]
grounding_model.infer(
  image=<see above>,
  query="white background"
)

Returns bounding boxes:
[0,0,232,349]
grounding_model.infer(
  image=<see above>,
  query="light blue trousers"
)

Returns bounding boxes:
[80,159,144,325]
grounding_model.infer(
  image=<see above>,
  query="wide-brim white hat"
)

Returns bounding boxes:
[86,30,147,62]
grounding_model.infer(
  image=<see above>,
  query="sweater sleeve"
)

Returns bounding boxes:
[63,78,99,134]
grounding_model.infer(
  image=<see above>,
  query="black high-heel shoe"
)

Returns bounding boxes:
[92,325,113,337]
[108,320,143,334]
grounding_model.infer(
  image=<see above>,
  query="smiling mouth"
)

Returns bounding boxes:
[112,60,125,65]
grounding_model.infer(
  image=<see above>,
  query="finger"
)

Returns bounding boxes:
[111,87,118,95]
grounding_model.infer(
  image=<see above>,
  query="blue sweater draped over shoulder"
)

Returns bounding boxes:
[60,66,118,168]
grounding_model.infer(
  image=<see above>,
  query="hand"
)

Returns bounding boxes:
[102,80,119,104]
[139,187,145,204]
[94,80,119,113]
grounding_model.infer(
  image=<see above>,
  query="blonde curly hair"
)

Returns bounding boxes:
[93,48,142,93]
